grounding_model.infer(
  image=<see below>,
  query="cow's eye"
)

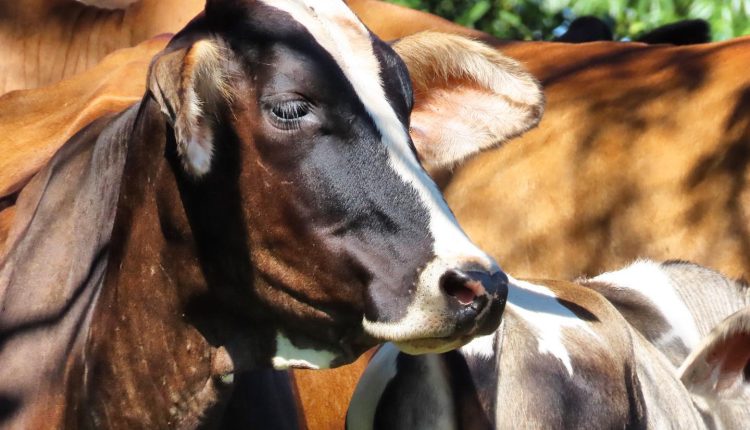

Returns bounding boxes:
[269,99,311,129]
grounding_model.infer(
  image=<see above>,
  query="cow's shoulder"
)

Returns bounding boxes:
[497,277,645,428]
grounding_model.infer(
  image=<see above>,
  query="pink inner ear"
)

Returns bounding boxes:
[410,83,539,170]
[712,333,750,391]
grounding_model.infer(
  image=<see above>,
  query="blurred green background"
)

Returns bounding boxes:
[386,0,750,41]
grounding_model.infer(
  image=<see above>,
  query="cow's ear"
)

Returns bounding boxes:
[148,39,232,177]
[393,32,544,170]
[678,307,750,398]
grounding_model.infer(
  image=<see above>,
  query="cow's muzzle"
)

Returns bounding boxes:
[440,268,509,337]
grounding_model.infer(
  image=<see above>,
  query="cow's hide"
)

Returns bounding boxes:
[0,108,134,426]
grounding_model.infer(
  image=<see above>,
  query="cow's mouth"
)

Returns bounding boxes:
[393,291,506,355]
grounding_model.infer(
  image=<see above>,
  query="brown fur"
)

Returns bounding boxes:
[291,350,374,430]
[446,37,750,281]
[0,0,202,94]
[0,0,478,96]
[0,35,168,254]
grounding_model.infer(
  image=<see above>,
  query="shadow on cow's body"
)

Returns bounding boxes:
[0,1,539,427]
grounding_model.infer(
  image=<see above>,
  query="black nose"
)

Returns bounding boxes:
[440,269,509,307]
[440,268,509,336]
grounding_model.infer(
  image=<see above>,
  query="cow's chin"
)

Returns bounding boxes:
[390,299,506,355]
[394,335,474,355]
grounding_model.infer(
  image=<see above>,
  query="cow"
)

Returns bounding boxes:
[0,1,546,427]
[554,16,614,43]
[638,19,712,46]
[555,17,711,45]
[348,260,750,429]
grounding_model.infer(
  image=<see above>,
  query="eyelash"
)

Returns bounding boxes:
[270,100,311,129]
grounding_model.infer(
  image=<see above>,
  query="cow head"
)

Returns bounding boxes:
[147,0,543,368]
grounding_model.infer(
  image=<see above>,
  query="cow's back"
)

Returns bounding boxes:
[660,261,750,333]
[443,37,750,281]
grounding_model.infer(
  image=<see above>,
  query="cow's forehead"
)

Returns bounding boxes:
[259,0,414,162]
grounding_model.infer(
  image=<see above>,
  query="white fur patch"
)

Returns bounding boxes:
[270,332,337,370]
[459,332,497,360]
[507,276,597,376]
[348,343,455,430]
[347,343,400,430]
[593,260,701,351]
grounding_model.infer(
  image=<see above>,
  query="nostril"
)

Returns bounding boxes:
[440,270,487,306]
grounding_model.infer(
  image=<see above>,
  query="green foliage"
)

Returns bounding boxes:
[387,0,750,41]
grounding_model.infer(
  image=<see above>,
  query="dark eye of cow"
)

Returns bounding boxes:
[268,99,311,129]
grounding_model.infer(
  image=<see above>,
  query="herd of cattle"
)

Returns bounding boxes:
[0,0,749,429]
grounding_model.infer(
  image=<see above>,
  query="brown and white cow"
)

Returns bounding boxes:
[0,1,547,427]
[348,260,750,429]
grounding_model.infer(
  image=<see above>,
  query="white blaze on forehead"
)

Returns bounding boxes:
[347,343,400,430]
[508,277,598,376]
[592,260,701,351]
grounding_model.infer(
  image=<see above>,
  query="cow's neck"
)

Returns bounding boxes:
[80,100,274,427]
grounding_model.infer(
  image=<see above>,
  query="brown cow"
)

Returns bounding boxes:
[0,2,545,428]
[0,2,514,427]
[0,5,463,427]
[445,36,750,281]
